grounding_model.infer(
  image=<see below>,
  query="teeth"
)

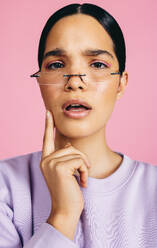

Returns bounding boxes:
[71,104,82,107]
[70,109,84,111]
[66,103,89,111]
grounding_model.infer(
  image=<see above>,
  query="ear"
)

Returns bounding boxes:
[116,71,128,100]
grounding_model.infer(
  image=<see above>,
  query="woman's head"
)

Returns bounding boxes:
[38,3,126,75]
[36,3,128,139]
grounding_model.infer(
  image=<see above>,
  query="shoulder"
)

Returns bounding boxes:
[134,158,157,176]
[0,150,42,183]
[129,156,157,192]
[0,150,42,165]
[0,151,43,208]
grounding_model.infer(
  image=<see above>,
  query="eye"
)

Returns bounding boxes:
[46,61,64,70]
[91,61,109,69]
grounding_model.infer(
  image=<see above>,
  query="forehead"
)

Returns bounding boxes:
[45,14,115,56]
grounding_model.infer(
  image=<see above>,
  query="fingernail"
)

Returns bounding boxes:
[46,110,50,118]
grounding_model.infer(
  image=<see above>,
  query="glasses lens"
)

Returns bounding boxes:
[36,71,65,85]
[88,66,112,84]
[36,67,117,85]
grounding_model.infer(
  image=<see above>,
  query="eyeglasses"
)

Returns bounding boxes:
[30,68,120,86]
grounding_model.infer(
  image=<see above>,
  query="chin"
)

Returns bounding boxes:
[55,124,94,138]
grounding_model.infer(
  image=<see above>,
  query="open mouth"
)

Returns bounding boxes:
[62,100,92,119]
[63,103,92,119]
[65,104,90,111]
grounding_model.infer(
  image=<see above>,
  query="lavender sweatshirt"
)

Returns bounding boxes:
[0,150,157,248]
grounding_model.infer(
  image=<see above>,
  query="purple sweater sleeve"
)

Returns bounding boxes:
[0,171,22,247]
[0,155,78,248]
[0,204,21,247]
[24,223,77,247]
[0,201,77,247]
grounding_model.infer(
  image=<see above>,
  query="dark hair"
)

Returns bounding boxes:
[38,3,126,75]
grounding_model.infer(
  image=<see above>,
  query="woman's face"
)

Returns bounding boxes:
[39,14,128,138]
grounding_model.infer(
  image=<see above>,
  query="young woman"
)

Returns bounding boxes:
[1,3,157,248]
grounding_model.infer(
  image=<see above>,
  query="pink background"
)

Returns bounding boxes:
[0,0,157,164]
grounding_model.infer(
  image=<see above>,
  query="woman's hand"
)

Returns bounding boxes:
[40,110,91,221]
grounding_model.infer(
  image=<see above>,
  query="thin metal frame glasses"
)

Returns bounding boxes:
[30,71,121,85]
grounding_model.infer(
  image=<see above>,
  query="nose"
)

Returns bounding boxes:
[64,74,88,91]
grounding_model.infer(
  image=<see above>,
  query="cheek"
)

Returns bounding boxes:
[95,81,118,103]
[95,82,118,121]
[39,86,60,108]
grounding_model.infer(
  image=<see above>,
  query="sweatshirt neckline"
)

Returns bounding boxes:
[75,151,137,195]
[37,150,137,195]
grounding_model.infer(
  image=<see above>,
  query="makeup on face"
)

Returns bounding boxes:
[39,14,121,124]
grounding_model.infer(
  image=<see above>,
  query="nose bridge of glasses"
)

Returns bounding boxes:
[62,73,88,84]
[64,73,86,80]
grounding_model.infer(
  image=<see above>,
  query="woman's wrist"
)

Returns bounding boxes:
[47,213,79,240]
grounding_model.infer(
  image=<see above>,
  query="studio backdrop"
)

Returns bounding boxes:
[0,0,157,164]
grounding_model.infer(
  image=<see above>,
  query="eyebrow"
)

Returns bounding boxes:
[43,48,114,60]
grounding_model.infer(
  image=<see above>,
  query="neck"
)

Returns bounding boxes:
[54,127,123,179]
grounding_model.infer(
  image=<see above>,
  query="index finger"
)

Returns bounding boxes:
[42,110,55,159]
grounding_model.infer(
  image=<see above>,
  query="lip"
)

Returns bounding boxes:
[63,108,92,119]
[62,99,92,110]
